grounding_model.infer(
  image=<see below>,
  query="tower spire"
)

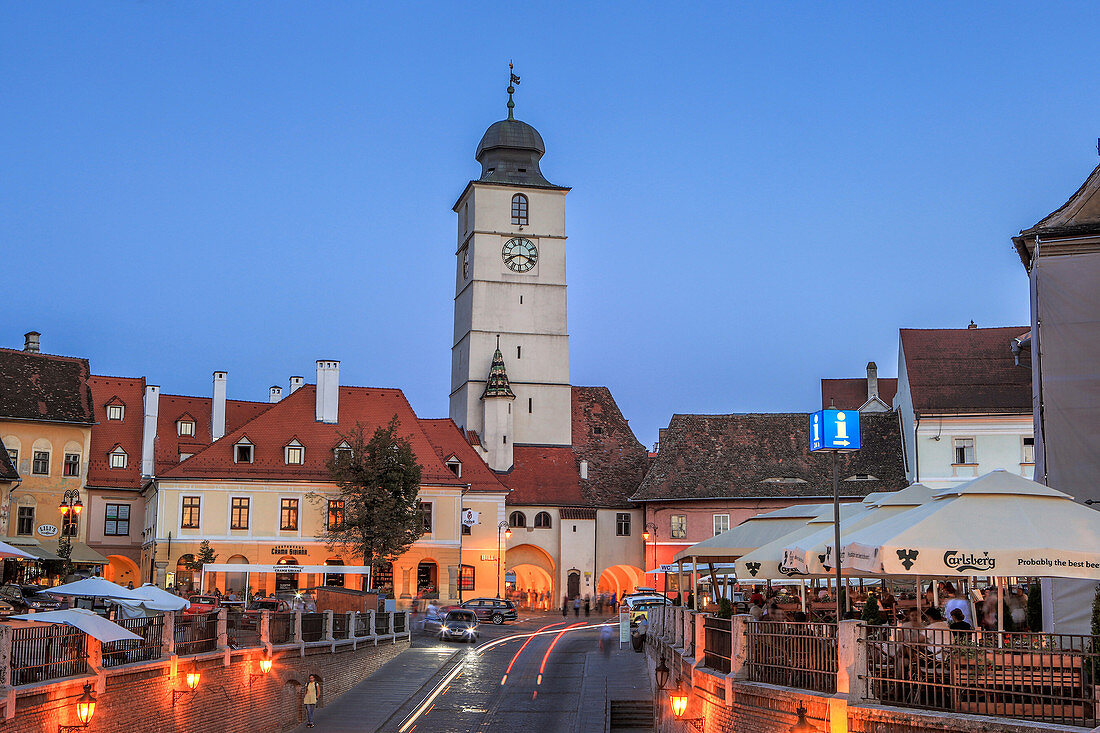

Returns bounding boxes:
[482,343,516,399]
[507,61,520,120]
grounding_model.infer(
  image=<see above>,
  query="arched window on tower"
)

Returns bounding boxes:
[534,511,552,529]
[511,194,528,226]
[509,511,526,528]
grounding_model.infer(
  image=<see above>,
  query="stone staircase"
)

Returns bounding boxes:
[608,700,655,731]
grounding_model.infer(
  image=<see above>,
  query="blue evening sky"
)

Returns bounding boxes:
[4,3,1098,447]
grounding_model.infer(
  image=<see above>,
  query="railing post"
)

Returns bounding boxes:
[730,614,750,680]
[86,635,104,692]
[366,610,377,641]
[683,610,695,657]
[293,610,303,644]
[216,608,229,649]
[838,620,871,704]
[162,611,176,656]
[323,610,335,642]
[388,610,396,639]
[260,610,271,650]
[693,612,705,662]
[0,624,13,720]
[345,612,355,639]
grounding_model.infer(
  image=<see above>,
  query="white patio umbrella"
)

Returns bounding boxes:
[0,540,36,559]
[733,503,868,580]
[841,470,1100,579]
[45,577,147,602]
[783,483,935,574]
[115,584,190,617]
[9,608,141,642]
[672,503,829,563]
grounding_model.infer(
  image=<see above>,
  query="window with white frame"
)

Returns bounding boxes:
[285,440,304,465]
[234,439,254,464]
[953,437,976,465]
[670,514,687,539]
[106,404,124,421]
[104,504,130,535]
[445,456,461,477]
[109,448,128,469]
[1022,437,1035,464]
[177,419,195,437]
[63,453,81,477]
[713,514,730,536]
[32,450,50,475]
[333,442,352,464]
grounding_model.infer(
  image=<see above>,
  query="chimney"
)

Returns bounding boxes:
[315,361,340,424]
[212,371,228,440]
[968,320,977,329]
[23,331,40,353]
[288,376,304,394]
[269,386,283,403]
[866,361,879,404]
[141,385,160,476]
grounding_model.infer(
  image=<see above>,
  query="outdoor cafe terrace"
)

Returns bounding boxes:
[646,605,1100,732]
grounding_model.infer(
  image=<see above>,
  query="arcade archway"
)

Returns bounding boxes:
[105,555,139,586]
[506,543,555,609]
[596,564,646,598]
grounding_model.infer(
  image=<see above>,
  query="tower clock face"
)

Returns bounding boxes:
[502,237,538,273]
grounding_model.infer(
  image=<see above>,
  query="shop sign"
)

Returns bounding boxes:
[480,554,496,562]
[274,566,303,574]
[37,524,58,537]
[271,545,308,556]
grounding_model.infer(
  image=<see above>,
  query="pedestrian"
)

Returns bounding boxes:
[126,581,134,590]
[584,596,591,617]
[599,624,614,657]
[303,674,322,728]
[573,596,582,617]
[562,596,569,618]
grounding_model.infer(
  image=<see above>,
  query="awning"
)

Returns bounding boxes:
[44,541,110,565]
[9,608,142,642]
[2,537,63,562]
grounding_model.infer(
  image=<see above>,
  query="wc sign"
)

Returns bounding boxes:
[809,409,861,452]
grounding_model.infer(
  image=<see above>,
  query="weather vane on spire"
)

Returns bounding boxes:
[507,61,520,120]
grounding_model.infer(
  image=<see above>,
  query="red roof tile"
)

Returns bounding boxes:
[159,385,467,487]
[821,378,898,410]
[417,418,510,494]
[0,348,94,425]
[900,327,1032,414]
[155,394,272,474]
[87,375,146,489]
[500,445,584,505]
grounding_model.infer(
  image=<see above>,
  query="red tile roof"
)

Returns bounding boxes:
[87,375,146,489]
[155,394,272,474]
[500,445,584,505]
[159,385,470,488]
[821,378,898,410]
[900,327,1032,414]
[0,348,94,425]
[417,418,510,494]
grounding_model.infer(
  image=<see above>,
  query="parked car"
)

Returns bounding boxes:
[460,597,518,625]
[438,609,479,642]
[0,597,16,617]
[0,584,64,613]
[241,597,291,627]
[185,594,220,615]
[621,593,671,627]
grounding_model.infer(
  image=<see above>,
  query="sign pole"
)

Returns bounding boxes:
[832,450,843,623]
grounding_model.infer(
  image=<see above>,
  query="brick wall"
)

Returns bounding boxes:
[4,640,407,733]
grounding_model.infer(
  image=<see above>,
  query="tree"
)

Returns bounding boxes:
[187,539,218,579]
[317,418,423,592]
[57,535,73,580]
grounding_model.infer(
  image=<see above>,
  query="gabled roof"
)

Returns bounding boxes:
[1014,162,1100,268]
[501,386,650,508]
[417,418,510,494]
[159,384,469,488]
[0,348,94,425]
[0,441,17,481]
[155,394,272,474]
[821,378,898,411]
[899,327,1032,414]
[87,375,145,489]
[631,412,906,501]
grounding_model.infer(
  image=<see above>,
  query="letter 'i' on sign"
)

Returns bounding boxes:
[809,409,861,451]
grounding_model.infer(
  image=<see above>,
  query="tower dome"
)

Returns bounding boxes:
[475,118,555,187]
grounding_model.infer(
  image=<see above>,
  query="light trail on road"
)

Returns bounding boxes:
[500,621,566,685]
[396,621,614,733]
[534,622,586,691]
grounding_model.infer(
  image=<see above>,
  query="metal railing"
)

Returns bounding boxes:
[393,612,406,634]
[375,612,391,635]
[269,612,294,644]
[175,613,218,655]
[863,626,1098,728]
[9,624,88,685]
[333,613,350,640]
[354,612,371,637]
[745,621,838,693]
[102,615,164,667]
[702,616,732,674]
[226,610,261,648]
[301,613,324,642]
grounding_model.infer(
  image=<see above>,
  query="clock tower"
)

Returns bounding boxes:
[450,78,572,466]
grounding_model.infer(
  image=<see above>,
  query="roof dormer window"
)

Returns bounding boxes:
[234,438,254,464]
[285,440,304,465]
[445,455,462,478]
[844,474,879,482]
[762,477,808,484]
[109,446,128,469]
[177,419,195,437]
[106,404,124,421]
[333,441,352,464]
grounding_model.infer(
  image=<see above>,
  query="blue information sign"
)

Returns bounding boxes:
[809,409,861,451]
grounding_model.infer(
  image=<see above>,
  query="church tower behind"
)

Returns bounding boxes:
[450,79,572,459]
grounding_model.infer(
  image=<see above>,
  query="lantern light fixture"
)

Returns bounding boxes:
[789,703,821,733]
[668,681,704,731]
[250,654,274,684]
[58,682,97,731]
[173,665,201,705]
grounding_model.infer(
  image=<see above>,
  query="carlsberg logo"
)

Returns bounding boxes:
[943,550,996,573]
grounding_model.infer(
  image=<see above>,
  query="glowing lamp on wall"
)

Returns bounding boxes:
[259,658,272,674]
[57,683,97,731]
[504,529,512,539]
[667,682,704,731]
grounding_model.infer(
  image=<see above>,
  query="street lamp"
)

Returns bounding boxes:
[172,664,201,706]
[58,489,83,535]
[642,522,658,588]
[496,521,511,598]
[58,682,97,731]
[789,703,821,733]
[249,653,273,684]
[667,680,704,731]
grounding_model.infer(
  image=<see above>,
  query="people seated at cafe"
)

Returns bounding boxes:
[792,610,808,623]
[948,607,972,631]
[944,586,973,628]
[749,599,765,621]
